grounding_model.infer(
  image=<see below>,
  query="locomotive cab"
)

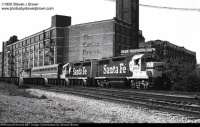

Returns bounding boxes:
[60,63,72,78]
[129,53,165,89]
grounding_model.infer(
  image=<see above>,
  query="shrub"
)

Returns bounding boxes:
[153,77,163,90]
[171,82,185,91]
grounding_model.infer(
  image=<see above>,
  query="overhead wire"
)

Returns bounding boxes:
[105,0,200,12]
[139,4,200,12]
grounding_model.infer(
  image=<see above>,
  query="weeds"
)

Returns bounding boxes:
[0,82,47,99]
[39,94,48,99]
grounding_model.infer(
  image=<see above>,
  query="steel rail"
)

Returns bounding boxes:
[29,85,200,118]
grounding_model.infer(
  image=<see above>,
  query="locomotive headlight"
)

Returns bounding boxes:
[146,71,152,77]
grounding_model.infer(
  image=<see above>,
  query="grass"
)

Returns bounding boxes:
[0,82,47,99]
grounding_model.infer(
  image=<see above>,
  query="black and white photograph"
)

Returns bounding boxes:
[0,0,200,124]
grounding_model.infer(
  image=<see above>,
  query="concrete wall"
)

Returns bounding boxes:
[64,20,115,63]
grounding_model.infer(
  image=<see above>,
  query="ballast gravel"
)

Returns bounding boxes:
[1,87,200,123]
[27,89,200,123]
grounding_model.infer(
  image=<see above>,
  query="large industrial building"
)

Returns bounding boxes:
[1,0,142,77]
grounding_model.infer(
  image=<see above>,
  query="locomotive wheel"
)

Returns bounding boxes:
[131,80,136,89]
[80,80,83,86]
[104,80,109,88]
[83,79,87,86]
[136,81,141,89]
[142,81,149,89]
[78,80,81,86]
[65,79,69,86]
[105,82,109,88]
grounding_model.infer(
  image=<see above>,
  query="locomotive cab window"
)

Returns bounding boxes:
[112,57,126,61]
[83,62,91,66]
[74,63,81,66]
[134,59,140,65]
[99,60,109,65]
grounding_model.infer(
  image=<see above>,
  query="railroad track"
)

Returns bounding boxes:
[28,85,200,118]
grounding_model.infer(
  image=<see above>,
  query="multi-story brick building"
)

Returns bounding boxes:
[122,40,196,65]
[64,18,138,62]
[3,15,71,77]
[2,14,144,77]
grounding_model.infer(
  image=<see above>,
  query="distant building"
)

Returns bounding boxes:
[122,40,196,65]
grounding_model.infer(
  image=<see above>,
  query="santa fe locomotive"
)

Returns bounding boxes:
[21,53,168,89]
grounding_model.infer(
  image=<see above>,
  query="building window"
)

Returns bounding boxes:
[44,58,49,66]
[39,59,43,66]
[34,60,38,67]
[19,49,22,54]
[126,28,130,36]
[22,54,25,61]
[40,34,43,41]
[116,34,120,43]
[126,37,130,45]
[39,43,44,49]
[116,24,120,33]
[31,37,34,44]
[116,44,120,54]
[22,48,25,54]
[30,53,33,60]
[25,61,28,68]
[39,50,43,59]
[51,38,55,46]
[26,46,30,53]
[18,42,21,48]
[34,44,39,51]
[44,40,50,48]
[7,46,10,51]
[25,40,28,46]
[15,50,18,56]
[25,53,29,60]
[34,52,38,59]
[16,43,18,49]
[29,61,33,68]
[30,45,34,52]
[122,26,125,34]
[35,35,39,42]
[121,36,124,44]
[44,49,49,57]
[12,45,15,50]
[51,29,56,37]
[45,31,49,39]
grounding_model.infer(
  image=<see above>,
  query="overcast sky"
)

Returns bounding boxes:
[0,0,200,63]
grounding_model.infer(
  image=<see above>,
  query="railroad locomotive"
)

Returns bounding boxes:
[21,53,166,89]
[60,53,166,89]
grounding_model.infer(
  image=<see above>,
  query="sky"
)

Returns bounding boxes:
[0,0,200,63]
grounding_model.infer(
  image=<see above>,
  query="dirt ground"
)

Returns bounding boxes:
[1,82,200,123]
